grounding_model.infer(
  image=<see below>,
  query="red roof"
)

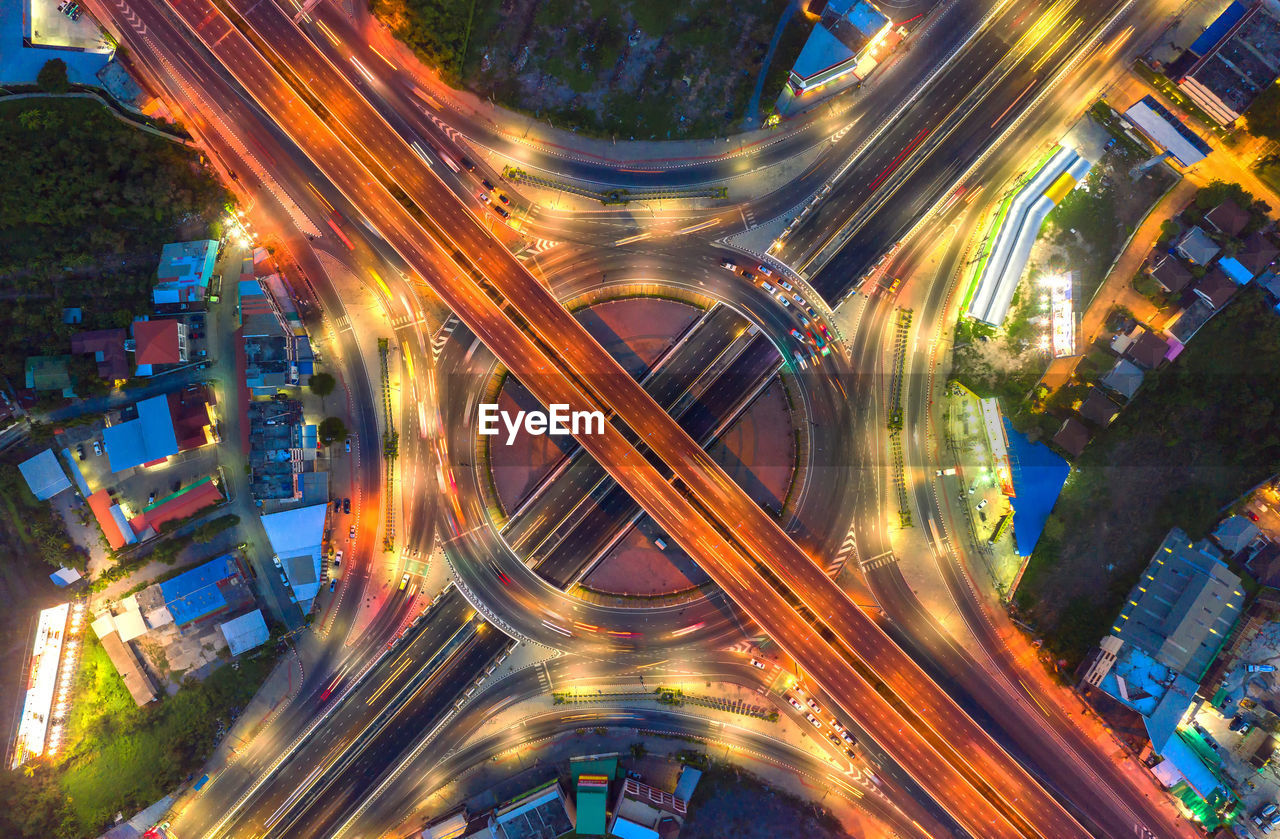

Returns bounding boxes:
[88,489,130,550]
[128,480,222,534]
[167,385,215,451]
[133,320,181,365]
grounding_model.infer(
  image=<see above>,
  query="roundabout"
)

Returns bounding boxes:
[434,264,861,657]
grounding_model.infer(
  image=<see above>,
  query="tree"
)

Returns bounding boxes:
[1246,82,1280,143]
[36,59,70,94]
[308,372,335,407]
[318,416,347,445]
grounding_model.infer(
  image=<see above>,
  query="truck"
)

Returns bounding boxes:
[934,467,957,476]
[1249,664,1277,673]
[193,773,210,792]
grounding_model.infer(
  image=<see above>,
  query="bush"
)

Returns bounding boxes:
[36,59,70,94]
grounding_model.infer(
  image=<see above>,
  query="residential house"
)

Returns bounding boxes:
[1236,231,1278,277]
[1213,515,1260,555]
[154,240,218,306]
[1192,267,1237,310]
[1125,331,1170,370]
[71,329,129,380]
[1175,226,1221,266]
[1100,358,1144,401]
[1204,199,1250,237]
[131,319,188,374]
[1148,253,1193,294]
[1078,388,1120,427]
[24,356,72,394]
[1052,417,1091,457]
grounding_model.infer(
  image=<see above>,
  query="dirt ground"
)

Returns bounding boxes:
[680,765,851,839]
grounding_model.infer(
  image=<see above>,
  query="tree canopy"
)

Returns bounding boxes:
[318,416,347,445]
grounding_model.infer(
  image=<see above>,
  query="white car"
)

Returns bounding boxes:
[750,658,766,669]
[779,280,793,291]
[776,296,790,308]
[806,697,822,713]
[787,695,803,710]
[976,499,988,510]
[93,440,102,456]
[804,713,822,728]
[757,265,774,277]
[720,259,737,270]
[761,281,776,294]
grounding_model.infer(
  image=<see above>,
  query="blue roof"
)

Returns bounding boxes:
[103,395,179,472]
[1218,256,1253,284]
[1190,1,1247,55]
[160,554,236,625]
[1003,418,1069,556]
[845,0,889,37]
[1163,730,1225,800]
[791,25,856,84]
[673,766,702,802]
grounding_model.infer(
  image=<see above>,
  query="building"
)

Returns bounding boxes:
[218,609,269,656]
[71,329,129,380]
[420,810,468,839]
[1212,515,1260,555]
[90,612,158,706]
[1100,358,1144,401]
[1114,529,1244,679]
[103,395,180,472]
[1077,388,1120,427]
[1216,255,1254,284]
[1175,226,1221,266]
[1125,331,1170,370]
[18,449,71,500]
[1148,253,1193,294]
[241,276,297,396]
[787,0,893,95]
[491,780,575,839]
[260,503,328,609]
[1167,298,1217,343]
[248,399,306,501]
[1192,268,1237,310]
[967,145,1094,327]
[131,318,189,372]
[154,240,218,305]
[158,554,245,627]
[127,477,223,537]
[570,755,617,836]
[608,778,686,839]
[1173,1,1280,125]
[1052,417,1091,458]
[168,384,218,451]
[25,356,72,394]
[1234,231,1278,277]
[1121,95,1212,167]
[87,488,137,550]
[1204,199,1251,238]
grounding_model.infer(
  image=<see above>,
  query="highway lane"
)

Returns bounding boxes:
[120,0,1101,829]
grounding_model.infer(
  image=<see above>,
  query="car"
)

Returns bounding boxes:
[750,658,766,669]
[804,713,822,728]
[349,525,356,540]
[329,579,338,592]
[481,178,495,190]
[757,265,774,277]
[494,206,510,218]
[741,271,755,281]
[845,748,857,758]
[1271,812,1280,829]
[720,259,737,270]
[76,444,85,459]
[841,730,856,745]
[1264,803,1278,818]
[829,719,845,733]
[147,492,156,504]
[787,695,803,711]
[399,573,410,591]
[497,193,511,205]
[976,499,988,510]
[792,293,804,304]
[761,281,776,294]
[779,280,794,291]
[333,550,342,566]
[805,697,821,713]
[828,732,842,746]
[478,193,491,204]
[888,277,903,294]
[93,440,102,456]
[345,439,351,453]
[1105,137,1117,149]
[790,329,804,341]
[460,157,476,171]
[272,555,283,568]
[334,499,342,511]
[776,296,790,308]
[343,498,350,514]
[1248,510,1260,521]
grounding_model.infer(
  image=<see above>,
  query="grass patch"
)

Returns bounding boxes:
[0,462,85,571]
[2,633,279,836]
[1013,287,1280,668]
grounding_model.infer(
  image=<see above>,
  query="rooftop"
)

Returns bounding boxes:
[1100,358,1145,401]
[1204,199,1251,237]
[103,395,179,472]
[1126,331,1170,369]
[1052,417,1091,457]
[18,449,71,500]
[1150,254,1193,293]
[218,609,269,656]
[70,329,129,379]
[25,355,72,393]
[1175,226,1221,266]
[132,319,182,366]
[1193,267,1238,310]
[1078,387,1121,427]
[158,554,239,626]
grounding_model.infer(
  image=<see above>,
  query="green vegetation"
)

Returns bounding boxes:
[7,633,280,836]
[0,462,84,571]
[374,0,805,138]
[36,59,71,94]
[192,513,240,543]
[319,416,348,445]
[0,98,227,381]
[308,371,336,404]
[1014,288,1280,668]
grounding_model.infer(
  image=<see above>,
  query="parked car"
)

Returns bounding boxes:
[333,550,342,566]
[93,440,102,456]
[343,498,350,514]
[757,265,774,277]
[805,697,821,713]
[329,579,337,592]
[481,178,495,191]
[750,658,766,669]
[497,193,511,205]
[787,695,803,711]
[345,439,351,453]
[804,713,822,729]
[720,259,737,270]
[779,280,794,292]
[334,499,341,511]
[76,444,85,459]
[494,206,510,218]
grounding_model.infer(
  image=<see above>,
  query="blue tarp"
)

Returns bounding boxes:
[159,555,235,625]
[1218,256,1253,284]
[1190,1,1247,55]
[1003,418,1069,556]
